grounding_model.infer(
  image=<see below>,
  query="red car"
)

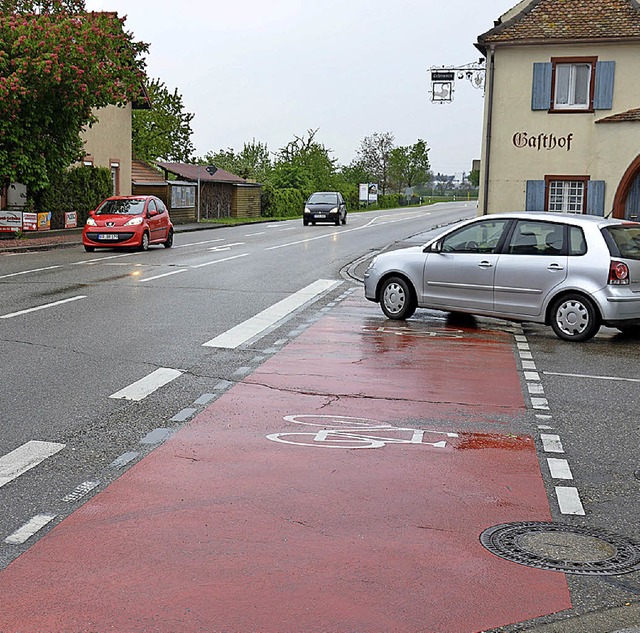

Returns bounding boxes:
[82,195,174,252]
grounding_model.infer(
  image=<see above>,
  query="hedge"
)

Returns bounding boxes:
[36,166,113,229]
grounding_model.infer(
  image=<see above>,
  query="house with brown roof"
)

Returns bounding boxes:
[157,162,261,220]
[476,0,640,219]
[131,159,197,224]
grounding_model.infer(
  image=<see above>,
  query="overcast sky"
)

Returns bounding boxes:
[84,0,517,175]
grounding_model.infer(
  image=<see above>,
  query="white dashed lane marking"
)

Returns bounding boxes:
[0,441,65,488]
[5,514,57,545]
[109,368,183,402]
[203,279,341,349]
[516,330,585,516]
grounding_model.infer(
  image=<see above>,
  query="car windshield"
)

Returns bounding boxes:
[603,225,640,261]
[96,199,146,216]
[308,193,338,204]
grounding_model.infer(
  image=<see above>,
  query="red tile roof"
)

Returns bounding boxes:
[156,162,249,184]
[595,107,640,122]
[478,0,640,47]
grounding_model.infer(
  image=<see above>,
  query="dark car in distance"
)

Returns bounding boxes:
[303,192,347,226]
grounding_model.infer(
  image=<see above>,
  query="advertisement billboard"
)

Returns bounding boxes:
[359,183,379,204]
[0,210,22,232]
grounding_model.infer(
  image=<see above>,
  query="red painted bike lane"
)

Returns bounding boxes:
[0,294,570,633]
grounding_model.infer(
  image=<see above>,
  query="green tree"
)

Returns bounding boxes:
[132,78,195,163]
[204,139,271,182]
[388,139,431,193]
[272,129,337,193]
[355,131,395,194]
[469,169,480,188]
[0,1,148,192]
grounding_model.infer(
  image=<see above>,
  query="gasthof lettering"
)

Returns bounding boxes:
[512,132,574,151]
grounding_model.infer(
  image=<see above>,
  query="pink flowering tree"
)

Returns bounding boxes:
[0,0,148,192]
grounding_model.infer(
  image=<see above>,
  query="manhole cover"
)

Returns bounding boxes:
[480,522,640,575]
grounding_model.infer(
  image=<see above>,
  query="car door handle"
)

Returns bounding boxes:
[478,261,493,268]
[547,263,564,271]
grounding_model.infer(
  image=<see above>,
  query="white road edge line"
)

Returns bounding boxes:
[109,368,183,401]
[0,295,87,320]
[203,279,342,349]
[547,458,573,480]
[555,487,586,515]
[0,441,66,488]
[541,434,564,453]
[5,514,57,545]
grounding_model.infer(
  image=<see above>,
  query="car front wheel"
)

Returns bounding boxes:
[550,294,600,342]
[380,276,417,320]
[139,231,150,252]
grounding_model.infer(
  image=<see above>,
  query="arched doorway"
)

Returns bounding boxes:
[613,155,640,220]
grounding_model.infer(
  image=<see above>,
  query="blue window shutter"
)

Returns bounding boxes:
[593,61,615,110]
[526,180,546,211]
[586,181,605,216]
[531,63,552,110]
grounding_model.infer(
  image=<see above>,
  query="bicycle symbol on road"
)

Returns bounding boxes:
[266,415,458,449]
[362,325,464,338]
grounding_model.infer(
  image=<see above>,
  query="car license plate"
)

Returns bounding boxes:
[98,233,118,240]
[316,214,326,219]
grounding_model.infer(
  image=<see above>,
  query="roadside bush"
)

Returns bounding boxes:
[35,166,113,229]
[377,194,403,209]
[261,186,304,218]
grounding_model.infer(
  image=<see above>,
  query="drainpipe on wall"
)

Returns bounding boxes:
[481,45,496,215]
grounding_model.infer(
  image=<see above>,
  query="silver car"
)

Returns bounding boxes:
[363,212,640,341]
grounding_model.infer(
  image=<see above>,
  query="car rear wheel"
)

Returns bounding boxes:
[139,231,150,252]
[380,276,417,320]
[163,228,174,248]
[550,294,600,342]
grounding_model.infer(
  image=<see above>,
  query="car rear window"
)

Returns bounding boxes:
[96,199,146,215]
[602,225,640,261]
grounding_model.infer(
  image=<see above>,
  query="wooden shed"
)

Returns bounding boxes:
[156,162,261,220]
[131,159,197,223]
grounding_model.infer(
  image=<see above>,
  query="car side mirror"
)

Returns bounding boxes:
[89,210,95,217]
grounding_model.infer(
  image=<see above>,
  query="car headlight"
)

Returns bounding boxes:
[86,217,97,226]
[329,207,338,214]
[124,216,144,226]
[304,207,311,214]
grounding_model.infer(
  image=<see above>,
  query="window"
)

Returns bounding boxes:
[440,219,510,253]
[532,59,614,112]
[602,225,640,261]
[546,176,589,213]
[569,227,587,256]
[552,59,594,110]
[507,221,565,255]
[171,185,196,209]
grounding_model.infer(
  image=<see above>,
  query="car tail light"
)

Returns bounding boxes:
[609,260,629,285]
